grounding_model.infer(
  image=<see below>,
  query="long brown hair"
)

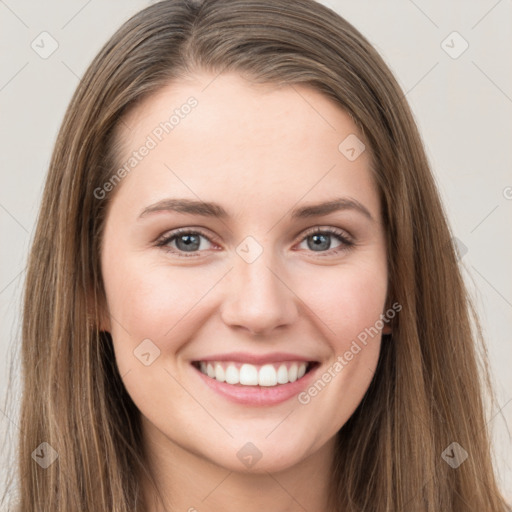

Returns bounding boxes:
[2,0,509,510]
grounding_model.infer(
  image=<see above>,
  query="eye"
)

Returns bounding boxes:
[296,227,354,256]
[155,228,217,257]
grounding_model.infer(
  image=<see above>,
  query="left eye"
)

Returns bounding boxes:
[297,227,354,255]
[156,227,354,257]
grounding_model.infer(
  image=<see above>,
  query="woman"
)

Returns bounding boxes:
[3,0,509,510]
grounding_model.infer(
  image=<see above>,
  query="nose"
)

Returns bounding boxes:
[220,250,298,336]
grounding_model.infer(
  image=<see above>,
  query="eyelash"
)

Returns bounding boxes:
[155,226,355,258]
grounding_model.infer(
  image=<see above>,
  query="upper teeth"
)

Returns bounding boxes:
[198,361,308,387]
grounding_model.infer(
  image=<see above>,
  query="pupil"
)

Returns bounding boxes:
[309,233,330,251]
[177,234,200,251]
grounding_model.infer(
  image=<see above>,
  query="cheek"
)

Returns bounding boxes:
[292,261,386,422]
[101,253,218,360]
[297,260,388,344]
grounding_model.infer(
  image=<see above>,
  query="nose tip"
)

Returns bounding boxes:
[220,259,298,336]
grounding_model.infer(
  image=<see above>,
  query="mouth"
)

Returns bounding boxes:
[191,360,320,387]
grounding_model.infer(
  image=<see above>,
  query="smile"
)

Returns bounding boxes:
[190,352,321,406]
[193,360,314,387]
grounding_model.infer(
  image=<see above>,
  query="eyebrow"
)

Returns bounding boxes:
[138,197,374,222]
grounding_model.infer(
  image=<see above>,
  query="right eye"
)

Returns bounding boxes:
[155,228,218,257]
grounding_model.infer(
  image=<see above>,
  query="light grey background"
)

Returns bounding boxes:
[1,0,511,501]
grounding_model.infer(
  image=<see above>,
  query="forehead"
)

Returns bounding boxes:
[122,72,363,151]
[112,72,380,222]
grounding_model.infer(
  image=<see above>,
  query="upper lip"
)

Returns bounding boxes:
[192,352,317,365]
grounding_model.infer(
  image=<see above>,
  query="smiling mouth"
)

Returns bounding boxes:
[191,360,319,387]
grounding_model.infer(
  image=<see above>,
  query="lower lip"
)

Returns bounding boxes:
[192,363,319,406]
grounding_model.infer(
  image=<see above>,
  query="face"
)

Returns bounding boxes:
[100,72,389,475]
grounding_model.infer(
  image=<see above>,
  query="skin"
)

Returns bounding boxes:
[99,72,390,512]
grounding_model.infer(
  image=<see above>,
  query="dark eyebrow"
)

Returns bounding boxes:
[139,198,229,219]
[138,197,374,222]
[291,197,374,222]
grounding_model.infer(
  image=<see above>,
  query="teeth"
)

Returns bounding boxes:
[276,364,288,384]
[239,364,259,385]
[225,365,239,384]
[288,363,298,382]
[196,361,310,387]
[258,364,276,386]
[214,363,225,383]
